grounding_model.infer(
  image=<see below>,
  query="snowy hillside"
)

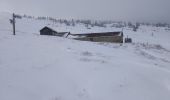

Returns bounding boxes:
[0,12,170,100]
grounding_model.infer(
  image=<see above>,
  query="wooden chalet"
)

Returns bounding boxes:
[40,26,123,43]
[40,26,69,37]
[70,32,123,43]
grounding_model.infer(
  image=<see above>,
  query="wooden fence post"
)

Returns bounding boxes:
[12,13,16,35]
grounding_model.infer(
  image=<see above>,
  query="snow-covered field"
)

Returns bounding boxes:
[0,12,170,100]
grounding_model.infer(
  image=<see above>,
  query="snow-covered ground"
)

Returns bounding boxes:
[0,12,170,100]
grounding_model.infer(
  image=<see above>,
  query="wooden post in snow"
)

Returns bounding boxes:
[12,13,16,35]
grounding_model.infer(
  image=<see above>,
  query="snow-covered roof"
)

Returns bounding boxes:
[46,24,122,34]
[41,26,69,33]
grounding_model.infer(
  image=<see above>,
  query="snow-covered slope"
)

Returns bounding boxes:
[0,12,170,100]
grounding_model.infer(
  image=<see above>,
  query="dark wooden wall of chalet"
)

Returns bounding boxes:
[40,28,53,35]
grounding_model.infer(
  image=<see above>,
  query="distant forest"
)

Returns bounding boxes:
[14,14,170,31]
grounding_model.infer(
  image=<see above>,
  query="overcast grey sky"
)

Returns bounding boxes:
[0,0,170,22]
